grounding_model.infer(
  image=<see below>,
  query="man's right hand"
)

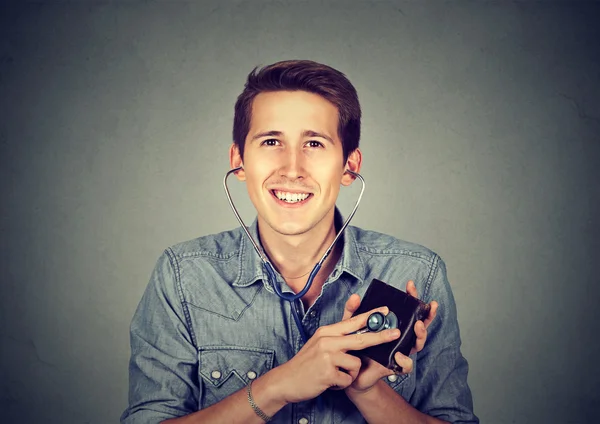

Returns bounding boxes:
[270,306,401,405]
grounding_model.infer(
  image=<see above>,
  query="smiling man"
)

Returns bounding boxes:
[121,60,478,423]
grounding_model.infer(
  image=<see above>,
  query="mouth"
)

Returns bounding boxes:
[270,190,313,206]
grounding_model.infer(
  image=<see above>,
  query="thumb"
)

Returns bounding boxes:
[342,293,361,321]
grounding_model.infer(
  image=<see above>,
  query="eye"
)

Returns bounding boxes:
[306,140,324,148]
[261,139,280,146]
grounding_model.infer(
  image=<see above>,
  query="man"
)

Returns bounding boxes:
[121,60,478,423]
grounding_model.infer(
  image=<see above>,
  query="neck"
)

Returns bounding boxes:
[257,210,342,295]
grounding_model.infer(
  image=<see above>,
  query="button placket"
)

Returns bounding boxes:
[305,309,319,336]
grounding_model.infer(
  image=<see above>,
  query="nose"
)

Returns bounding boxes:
[279,149,305,180]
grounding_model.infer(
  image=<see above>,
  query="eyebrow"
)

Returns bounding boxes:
[251,130,335,144]
[303,130,334,144]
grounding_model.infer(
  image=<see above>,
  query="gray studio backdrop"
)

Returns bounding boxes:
[1,1,599,423]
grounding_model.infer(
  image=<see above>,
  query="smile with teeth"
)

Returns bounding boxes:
[273,190,311,203]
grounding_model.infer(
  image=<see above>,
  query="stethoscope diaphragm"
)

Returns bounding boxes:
[355,311,398,334]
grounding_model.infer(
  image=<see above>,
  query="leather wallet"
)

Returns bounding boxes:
[350,279,431,372]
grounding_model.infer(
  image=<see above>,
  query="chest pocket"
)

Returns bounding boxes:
[199,346,275,409]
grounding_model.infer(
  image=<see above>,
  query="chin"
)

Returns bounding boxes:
[271,221,313,237]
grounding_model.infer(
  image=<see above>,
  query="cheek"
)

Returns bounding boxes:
[316,169,344,196]
[243,161,275,196]
[244,152,279,174]
[245,171,265,195]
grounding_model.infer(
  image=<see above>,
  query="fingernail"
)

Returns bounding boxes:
[389,329,400,338]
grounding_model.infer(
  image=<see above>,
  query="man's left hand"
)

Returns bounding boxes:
[342,280,438,395]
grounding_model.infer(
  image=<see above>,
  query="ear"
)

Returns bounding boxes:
[229,143,246,181]
[341,148,362,186]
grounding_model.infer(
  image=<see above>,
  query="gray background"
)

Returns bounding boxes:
[1,1,599,423]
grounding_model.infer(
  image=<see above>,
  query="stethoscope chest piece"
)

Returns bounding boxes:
[357,311,398,334]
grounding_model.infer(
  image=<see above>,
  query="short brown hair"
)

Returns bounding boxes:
[233,60,361,162]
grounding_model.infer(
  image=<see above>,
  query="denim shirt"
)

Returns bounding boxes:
[121,220,478,423]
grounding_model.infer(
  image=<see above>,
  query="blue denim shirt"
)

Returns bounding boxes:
[121,220,478,423]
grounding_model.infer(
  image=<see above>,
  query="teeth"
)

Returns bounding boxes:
[274,190,310,203]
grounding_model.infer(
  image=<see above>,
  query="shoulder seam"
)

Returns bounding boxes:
[423,253,441,301]
[174,250,239,260]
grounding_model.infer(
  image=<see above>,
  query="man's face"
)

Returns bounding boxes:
[231,90,359,238]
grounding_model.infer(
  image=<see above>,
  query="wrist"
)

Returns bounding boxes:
[250,367,290,414]
[345,378,385,402]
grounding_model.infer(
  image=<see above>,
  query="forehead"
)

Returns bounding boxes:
[249,90,339,133]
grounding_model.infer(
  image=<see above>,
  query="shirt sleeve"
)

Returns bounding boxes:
[412,255,479,424]
[121,249,200,424]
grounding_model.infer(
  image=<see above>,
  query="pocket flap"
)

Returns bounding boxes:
[199,346,275,388]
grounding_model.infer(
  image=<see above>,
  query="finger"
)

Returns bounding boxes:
[338,328,400,352]
[340,306,390,335]
[394,351,414,374]
[342,293,361,321]
[406,280,418,298]
[333,352,363,376]
[423,301,438,329]
[411,320,427,354]
[330,370,354,389]
[361,356,396,379]
[319,306,389,337]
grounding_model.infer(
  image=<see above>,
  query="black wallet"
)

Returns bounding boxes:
[349,279,431,372]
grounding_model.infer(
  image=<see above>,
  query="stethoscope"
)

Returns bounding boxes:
[223,166,366,343]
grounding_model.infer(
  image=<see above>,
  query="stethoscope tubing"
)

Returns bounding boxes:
[223,167,365,343]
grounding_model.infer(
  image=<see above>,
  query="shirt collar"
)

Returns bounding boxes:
[232,208,366,289]
[232,218,268,288]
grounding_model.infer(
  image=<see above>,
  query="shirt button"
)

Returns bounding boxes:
[247,371,257,380]
[309,310,317,317]
[298,418,309,424]
[387,374,398,382]
[211,370,221,379]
